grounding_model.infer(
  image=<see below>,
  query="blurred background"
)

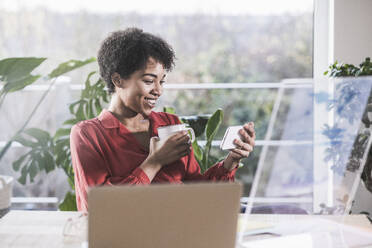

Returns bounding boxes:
[0,0,314,211]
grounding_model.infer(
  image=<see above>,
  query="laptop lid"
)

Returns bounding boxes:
[88,182,242,248]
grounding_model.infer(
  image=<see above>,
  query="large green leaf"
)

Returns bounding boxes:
[201,109,224,173]
[44,151,55,173]
[55,147,68,167]
[69,100,83,115]
[48,57,96,79]
[94,99,103,114]
[35,153,45,171]
[18,165,28,185]
[192,141,203,161]
[0,57,46,93]
[75,101,86,121]
[2,75,41,93]
[54,128,71,140]
[63,118,79,125]
[205,108,223,141]
[81,71,96,99]
[24,128,51,146]
[13,134,38,148]
[59,191,78,211]
[12,153,29,171]
[28,160,38,182]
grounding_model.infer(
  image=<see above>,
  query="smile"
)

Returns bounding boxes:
[144,97,157,107]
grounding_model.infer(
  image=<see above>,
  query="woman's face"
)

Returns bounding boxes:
[115,57,166,117]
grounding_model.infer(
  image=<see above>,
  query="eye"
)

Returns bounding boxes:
[143,80,153,84]
[160,80,166,85]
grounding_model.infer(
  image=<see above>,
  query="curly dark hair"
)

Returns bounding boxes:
[97,28,176,94]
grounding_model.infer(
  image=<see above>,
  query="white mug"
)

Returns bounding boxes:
[157,124,195,143]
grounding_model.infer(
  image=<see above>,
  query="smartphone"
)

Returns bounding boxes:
[220,125,243,150]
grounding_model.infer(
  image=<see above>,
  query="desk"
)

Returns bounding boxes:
[0,210,371,248]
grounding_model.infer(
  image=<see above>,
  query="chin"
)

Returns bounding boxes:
[140,102,155,116]
[140,107,153,117]
[142,111,151,117]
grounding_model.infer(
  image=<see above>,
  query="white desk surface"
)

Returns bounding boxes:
[0,210,371,248]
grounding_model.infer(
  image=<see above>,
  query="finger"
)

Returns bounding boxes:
[150,136,159,144]
[177,132,192,144]
[229,150,243,160]
[231,148,250,158]
[166,132,188,145]
[243,123,255,137]
[171,131,189,141]
[243,122,256,139]
[178,146,192,157]
[234,139,253,152]
[173,135,191,147]
[174,139,191,150]
[149,136,160,151]
[238,128,255,147]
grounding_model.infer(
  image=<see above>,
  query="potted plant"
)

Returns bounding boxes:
[0,175,13,217]
[0,57,96,213]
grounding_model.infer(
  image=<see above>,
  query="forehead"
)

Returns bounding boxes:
[143,57,165,72]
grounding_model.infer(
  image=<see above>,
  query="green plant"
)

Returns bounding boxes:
[0,57,96,161]
[164,107,224,173]
[324,57,372,77]
[12,71,109,210]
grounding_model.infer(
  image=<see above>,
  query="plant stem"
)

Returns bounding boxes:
[0,92,7,111]
[0,78,57,162]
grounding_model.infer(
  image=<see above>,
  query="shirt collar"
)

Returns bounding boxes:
[98,109,168,130]
[98,109,121,129]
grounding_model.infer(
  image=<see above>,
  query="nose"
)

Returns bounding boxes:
[151,81,163,96]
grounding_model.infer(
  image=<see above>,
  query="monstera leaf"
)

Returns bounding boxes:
[0,57,46,109]
[0,57,96,163]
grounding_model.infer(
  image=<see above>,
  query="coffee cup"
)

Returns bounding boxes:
[157,124,195,143]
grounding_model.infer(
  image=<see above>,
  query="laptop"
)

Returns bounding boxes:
[88,182,242,248]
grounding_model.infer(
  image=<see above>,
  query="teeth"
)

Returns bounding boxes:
[145,97,156,106]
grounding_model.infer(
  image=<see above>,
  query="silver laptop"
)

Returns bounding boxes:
[88,182,242,248]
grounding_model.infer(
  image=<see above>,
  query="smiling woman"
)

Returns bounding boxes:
[109,58,166,118]
[70,28,256,211]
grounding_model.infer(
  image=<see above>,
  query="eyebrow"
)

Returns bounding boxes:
[142,73,166,79]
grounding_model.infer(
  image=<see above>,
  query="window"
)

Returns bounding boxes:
[0,0,314,210]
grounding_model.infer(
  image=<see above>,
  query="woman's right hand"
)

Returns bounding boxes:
[149,131,192,166]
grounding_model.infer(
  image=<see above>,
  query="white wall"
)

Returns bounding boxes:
[333,0,372,65]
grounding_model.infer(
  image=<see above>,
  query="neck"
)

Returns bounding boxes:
[108,94,149,128]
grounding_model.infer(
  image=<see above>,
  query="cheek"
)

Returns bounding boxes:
[124,86,148,105]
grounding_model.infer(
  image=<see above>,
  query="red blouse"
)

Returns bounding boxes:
[70,109,236,211]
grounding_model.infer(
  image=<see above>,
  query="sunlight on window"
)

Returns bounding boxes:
[1,0,312,15]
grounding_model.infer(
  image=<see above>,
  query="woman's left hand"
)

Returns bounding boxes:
[223,122,255,171]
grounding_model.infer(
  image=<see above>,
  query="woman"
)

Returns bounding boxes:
[70,28,255,211]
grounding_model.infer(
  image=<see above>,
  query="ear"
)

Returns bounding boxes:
[111,72,122,88]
